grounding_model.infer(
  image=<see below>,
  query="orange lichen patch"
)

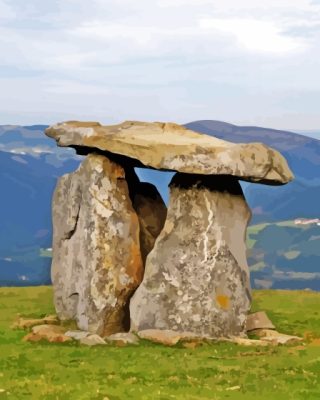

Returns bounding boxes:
[127,241,144,285]
[216,295,230,310]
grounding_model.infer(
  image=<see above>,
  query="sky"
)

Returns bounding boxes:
[0,0,320,130]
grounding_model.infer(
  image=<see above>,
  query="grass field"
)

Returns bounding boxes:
[1,287,320,399]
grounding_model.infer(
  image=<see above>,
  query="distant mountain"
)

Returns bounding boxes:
[248,220,320,290]
[0,125,81,285]
[0,121,319,287]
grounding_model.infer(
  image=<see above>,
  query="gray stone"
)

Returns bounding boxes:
[65,330,90,340]
[246,311,275,332]
[51,153,144,337]
[106,332,139,345]
[137,329,199,346]
[130,174,252,338]
[253,329,303,345]
[45,120,294,185]
[80,334,106,346]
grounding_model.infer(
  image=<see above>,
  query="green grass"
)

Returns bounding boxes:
[1,287,320,399]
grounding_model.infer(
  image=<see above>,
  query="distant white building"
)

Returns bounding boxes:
[294,218,320,226]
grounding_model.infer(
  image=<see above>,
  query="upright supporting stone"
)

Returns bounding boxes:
[130,174,252,338]
[51,154,143,336]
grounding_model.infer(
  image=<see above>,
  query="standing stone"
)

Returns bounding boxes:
[51,153,143,336]
[130,174,252,338]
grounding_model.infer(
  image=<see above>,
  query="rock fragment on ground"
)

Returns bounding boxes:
[253,329,303,345]
[65,330,90,340]
[106,332,139,345]
[137,329,200,346]
[230,337,270,347]
[246,311,275,332]
[13,315,59,329]
[79,334,106,346]
[23,324,71,343]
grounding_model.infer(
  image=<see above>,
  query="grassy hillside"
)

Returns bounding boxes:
[1,287,320,399]
[247,220,320,290]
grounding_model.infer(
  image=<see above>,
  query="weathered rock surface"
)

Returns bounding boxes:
[80,334,106,346]
[137,329,203,346]
[253,329,303,345]
[126,169,167,263]
[137,329,272,347]
[130,174,252,338]
[23,325,71,343]
[106,332,139,345]
[12,315,59,330]
[45,120,294,185]
[51,153,143,336]
[246,311,275,332]
[65,330,90,340]
[231,337,270,347]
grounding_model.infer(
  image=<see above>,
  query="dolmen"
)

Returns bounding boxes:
[45,121,293,339]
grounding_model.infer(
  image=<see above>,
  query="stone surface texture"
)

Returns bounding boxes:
[51,153,143,336]
[254,329,303,344]
[106,332,139,345]
[12,315,58,330]
[246,311,275,332]
[137,329,200,346]
[130,174,252,338]
[126,170,167,263]
[45,120,294,185]
[23,325,71,343]
[231,337,270,347]
[80,334,106,346]
[65,330,91,340]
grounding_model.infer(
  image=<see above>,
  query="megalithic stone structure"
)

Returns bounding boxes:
[46,120,294,339]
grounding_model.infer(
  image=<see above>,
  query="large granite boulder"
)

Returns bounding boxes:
[51,153,143,336]
[46,120,293,185]
[130,174,252,337]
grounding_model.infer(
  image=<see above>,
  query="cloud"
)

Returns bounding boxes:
[0,0,15,20]
[199,18,306,53]
[0,0,320,128]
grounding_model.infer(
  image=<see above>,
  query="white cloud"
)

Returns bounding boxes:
[199,18,305,53]
[0,0,15,20]
[0,0,320,128]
